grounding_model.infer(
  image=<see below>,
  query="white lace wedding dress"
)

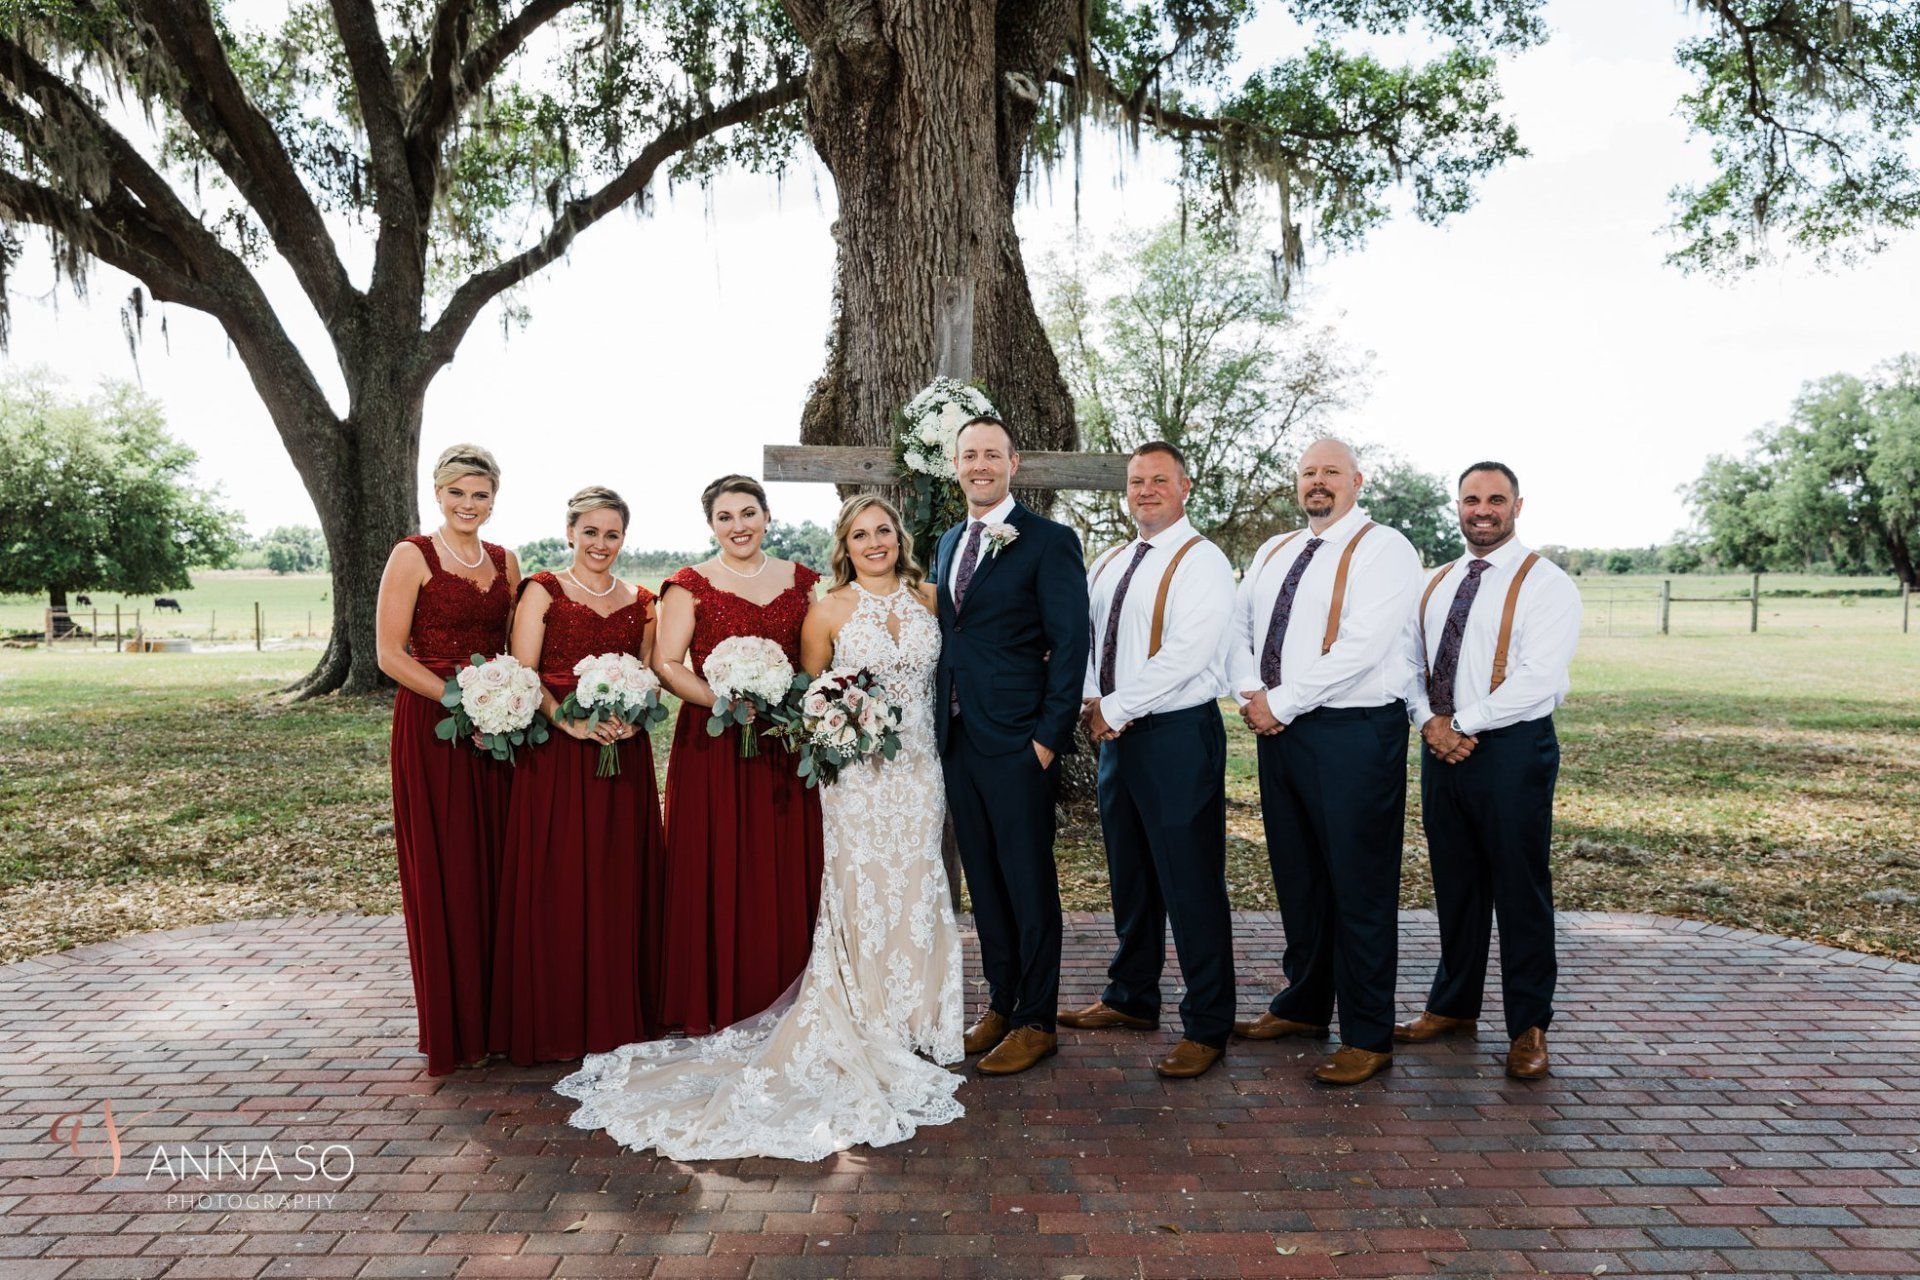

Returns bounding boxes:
[556,582,964,1161]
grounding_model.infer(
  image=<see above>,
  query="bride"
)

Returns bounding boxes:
[556,493,964,1160]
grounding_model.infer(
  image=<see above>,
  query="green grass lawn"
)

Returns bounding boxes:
[0,611,1915,965]
[0,571,338,642]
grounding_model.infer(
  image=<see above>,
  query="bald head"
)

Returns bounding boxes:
[1296,438,1364,529]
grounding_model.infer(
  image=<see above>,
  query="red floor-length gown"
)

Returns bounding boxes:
[652,563,825,1035]
[388,534,513,1076]
[491,572,664,1065]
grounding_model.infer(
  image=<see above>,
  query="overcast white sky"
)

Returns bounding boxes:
[4,0,1916,554]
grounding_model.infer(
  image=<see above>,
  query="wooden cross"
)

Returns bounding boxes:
[762,277,1128,494]
[763,276,1122,908]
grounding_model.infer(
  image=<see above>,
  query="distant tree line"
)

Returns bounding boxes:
[518,521,835,581]
[1686,356,1919,589]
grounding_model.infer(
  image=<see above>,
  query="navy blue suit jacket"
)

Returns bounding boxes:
[933,501,1089,757]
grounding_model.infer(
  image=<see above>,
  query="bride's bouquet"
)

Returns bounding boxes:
[779,668,904,788]
[436,652,549,763]
[558,652,668,778]
[703,636,807,759]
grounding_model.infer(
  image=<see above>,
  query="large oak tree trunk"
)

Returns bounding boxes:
[253,330,425,699]
[796,1,1076,471]
[790,2,1094,841]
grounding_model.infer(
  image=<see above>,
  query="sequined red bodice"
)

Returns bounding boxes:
[665,563,819,670]
[524,571,654,697]
[404,535,511,676]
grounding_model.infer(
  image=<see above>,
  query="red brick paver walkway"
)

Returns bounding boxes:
[2,911,1917,1279]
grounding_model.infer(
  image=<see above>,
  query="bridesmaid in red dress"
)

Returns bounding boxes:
[376,444,519,1076]
[651,474,825,1034]
[492,486,663,1065]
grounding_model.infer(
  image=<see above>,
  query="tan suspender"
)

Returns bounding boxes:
[1491,553,1541,691]
[1259,529,1305,571]
[1147,536,1206,656]
[1417,565,1451,678]
[1320,522,1375,653]
[1090,535,1210,661]
[1255,522,1376,656]
[1089,543,1130,585]
[1420,551,1542,695]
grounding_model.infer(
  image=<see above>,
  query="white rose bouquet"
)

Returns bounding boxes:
[777,667,904,788]
[898,377,999,477]
[558,652,668,778]
[703,635,807,759]
[436,652,549,763]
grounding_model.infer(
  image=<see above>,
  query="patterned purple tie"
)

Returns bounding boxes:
[1428,558,1493,717]
[1098,541,1155,696]
[1258,537,1323,688]
[952,521,986,611]
[950,521,986,717]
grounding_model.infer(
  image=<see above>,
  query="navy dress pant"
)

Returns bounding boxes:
[1254,701,1408,1053]
[1420,714,1560,1038]
[943,716,1062,1031]
[1095,701,1235,1048]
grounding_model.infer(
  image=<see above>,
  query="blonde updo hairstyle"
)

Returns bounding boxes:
[829,494,924,593]
[565,485,630,542]
[432,443,501,491]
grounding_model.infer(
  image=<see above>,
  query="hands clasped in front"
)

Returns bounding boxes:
[1420,713,1476,764]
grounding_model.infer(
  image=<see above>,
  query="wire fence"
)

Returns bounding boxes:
[6,575,1913,652]
[22,604,330,651]
[1575,578,1912,638]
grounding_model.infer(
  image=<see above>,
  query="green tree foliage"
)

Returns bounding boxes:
[0,0,805,692]
[761,520,832,574]
[0,374,240,631]
[1671,2,1920,272]
[1051,2,1547,285]
[259,525,329,574]
[1042,219,1362,562]
[515,537,570,575]
[0,0,1672,688]
[1361,456,1464,567]
[1687,358,1920,585]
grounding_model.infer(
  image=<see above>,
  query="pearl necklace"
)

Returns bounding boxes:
[718,552,770,579]
[434,527,485,569]
[561,566,618,598]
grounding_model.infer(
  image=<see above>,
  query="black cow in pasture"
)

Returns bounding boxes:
[153,597,183,612]
[75,595,92,606]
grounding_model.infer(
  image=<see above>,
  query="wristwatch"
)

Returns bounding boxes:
[1449,715,1464,736]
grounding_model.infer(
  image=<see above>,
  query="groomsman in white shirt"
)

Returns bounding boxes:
[1397,461,1581,1080]
[1060,442,1238,1079]
[1229,438,1423,1086]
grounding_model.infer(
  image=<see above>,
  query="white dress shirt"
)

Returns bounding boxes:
[1083,516,1236,730]
[1229,505,1423,724]
[947,493,1017,596]
[1405,538,1582,735]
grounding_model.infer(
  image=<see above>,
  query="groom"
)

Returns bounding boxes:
[934,415,1090,1077]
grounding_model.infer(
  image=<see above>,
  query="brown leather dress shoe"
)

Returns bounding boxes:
[1311,1045,1392,1086]
[1154,1039,1223,1079]
[1506,1027,1550,1080]
[1057,999,1157,1031]
[1232,1012,1330,1041]
[1393,1010,1478,1043]
[962,1010,1009,1056]
[976,1025,1058,1076]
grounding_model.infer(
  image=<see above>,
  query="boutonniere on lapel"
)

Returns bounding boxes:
[983,522,1019,559]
